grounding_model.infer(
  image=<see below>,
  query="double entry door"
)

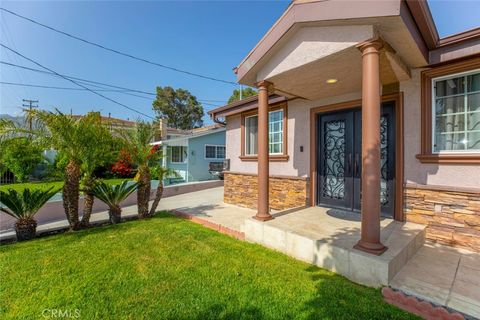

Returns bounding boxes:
[317,102,395,218]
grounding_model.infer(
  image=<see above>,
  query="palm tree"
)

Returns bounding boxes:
[92,181,138,224]
[29,110,86,230]
[149,166,179,216]
[25,110,117,230]
[0,187,59,241]
[78,115,119,228]
[117,121,161,218]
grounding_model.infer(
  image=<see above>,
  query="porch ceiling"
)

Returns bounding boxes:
[263,41,402,101]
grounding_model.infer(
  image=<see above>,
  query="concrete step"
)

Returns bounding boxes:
[245,216,426,287]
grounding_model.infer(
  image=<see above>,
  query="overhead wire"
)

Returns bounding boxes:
[0,7,238,86]
[1,43,155,119]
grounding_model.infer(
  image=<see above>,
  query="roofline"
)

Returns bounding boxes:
[208,95,287,120]
[404,0,439,49]
[235,0,479,83]
[151,127,225,145]
[437,27,480,47]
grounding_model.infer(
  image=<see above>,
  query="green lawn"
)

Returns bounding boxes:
[0,213,417,320]
[0,178,129,192]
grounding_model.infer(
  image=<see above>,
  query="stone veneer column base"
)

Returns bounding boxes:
[405,184,480,252]
[224,172,310,211]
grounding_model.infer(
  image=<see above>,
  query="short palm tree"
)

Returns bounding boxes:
[149,166,179,216]
[0,187,59,241]
[92,181,138,224]
[117,121,160,218]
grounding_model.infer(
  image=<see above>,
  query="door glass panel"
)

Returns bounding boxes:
[322,120,346,200]
[380,116,389,206]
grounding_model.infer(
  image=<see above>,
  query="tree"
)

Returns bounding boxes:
[1,137,43,182]
[228,87,257,103]
[117,121,163,218]
[149,166,178,217]
[152,86,204,130]
[77,113,119,227]
[27,110,115,230]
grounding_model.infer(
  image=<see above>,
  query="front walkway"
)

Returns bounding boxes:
[391,242,480,318]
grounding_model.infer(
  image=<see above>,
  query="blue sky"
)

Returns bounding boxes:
[1,1,479,124]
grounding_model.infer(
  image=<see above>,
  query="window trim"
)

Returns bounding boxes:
[431,68,480,154]
[170,146,187,164]
[240,102,289,162]
[417,57,480,164]
[204,144,226,160]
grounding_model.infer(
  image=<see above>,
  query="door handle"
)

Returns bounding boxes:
[354,153,360,177]
[347,153,352,176]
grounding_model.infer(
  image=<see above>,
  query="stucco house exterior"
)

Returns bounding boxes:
[209,0,480,253]
[152,125,226,183]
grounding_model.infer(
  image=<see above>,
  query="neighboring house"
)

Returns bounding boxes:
[71,113,137,133]
[209,0,480,253]
[152,125,226,183]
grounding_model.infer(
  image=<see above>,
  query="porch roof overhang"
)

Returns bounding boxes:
[235,0,431,88]
[208,94,286,120]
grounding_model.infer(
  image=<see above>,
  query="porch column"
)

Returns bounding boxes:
[354,39,387,255]
[254,80,273,221]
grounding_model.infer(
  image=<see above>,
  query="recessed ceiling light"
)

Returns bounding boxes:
[326,79,338,84]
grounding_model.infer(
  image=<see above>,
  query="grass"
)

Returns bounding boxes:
[0,178,129,192]
[0,213,417,320]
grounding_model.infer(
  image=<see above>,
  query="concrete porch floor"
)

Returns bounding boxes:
[244,206,426,288]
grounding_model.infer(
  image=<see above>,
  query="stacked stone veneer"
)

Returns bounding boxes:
[405,184,480,252]
[224,172,309,211]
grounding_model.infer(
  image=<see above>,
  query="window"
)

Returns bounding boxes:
[244,109,284,155]
[269,110,283,154]
[417,58,480,164]
[205,145,226,159]
[433,70,480,152]
[171,146,186,163]
[245,115,258,155]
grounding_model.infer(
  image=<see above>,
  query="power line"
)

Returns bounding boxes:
[1,81,130,93]
[0,43,155,119]
[0,80,222,108]
[1,7,238,86]
[0,61,227,105]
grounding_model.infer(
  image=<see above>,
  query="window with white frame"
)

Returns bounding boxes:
[205,145,226,159]
[244,109,283,155]
[170,146,187,163]
[433,70,480,152]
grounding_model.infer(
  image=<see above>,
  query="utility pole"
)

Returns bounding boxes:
[22,99,38,131]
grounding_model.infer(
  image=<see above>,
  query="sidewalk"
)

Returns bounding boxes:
[1,186,252,241]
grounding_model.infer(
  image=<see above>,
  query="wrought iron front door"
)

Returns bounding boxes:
[317,111,354,209]
[317,103,396,218]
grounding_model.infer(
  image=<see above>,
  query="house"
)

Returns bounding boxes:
[152,124,226,183]
[209,0,480,254]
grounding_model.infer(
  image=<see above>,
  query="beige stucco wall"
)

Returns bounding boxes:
[401,69,480,188]
[226,92,362,177]
[257,25,374,81]
[227,69,479,189]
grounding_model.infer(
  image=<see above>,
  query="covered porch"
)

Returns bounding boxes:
[231,6,428,256]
